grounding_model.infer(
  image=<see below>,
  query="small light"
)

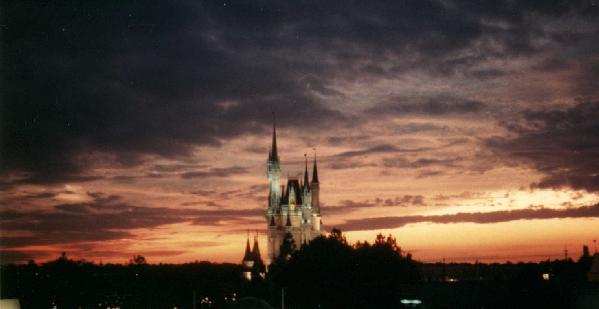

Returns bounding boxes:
[542,273,550,280]
[400,299,422,305]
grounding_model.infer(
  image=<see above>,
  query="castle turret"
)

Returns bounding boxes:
[252,235,266,278]
[252,235,262,260]
[242,235,254,280]
[242,236,253,265]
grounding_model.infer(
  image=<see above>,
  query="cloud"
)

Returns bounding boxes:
[486,100,599,192]
[377,195,425,207]
[0,250,54,264]
[1,1,345,184]
[0,192,263,249]
[416,170,445,178]
[335,144,434,159]
[326,160,375,170]
[180,166,249,179]
[432,191,487,201]
[324,195,426,214]
[3,0,597,186]
[382,157,463,169]
[337,203,599,231]
[367,96,486,116]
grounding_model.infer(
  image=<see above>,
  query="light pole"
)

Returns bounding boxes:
[192,290,196,309]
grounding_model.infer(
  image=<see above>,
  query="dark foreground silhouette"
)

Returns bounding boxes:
[2,230,598,308]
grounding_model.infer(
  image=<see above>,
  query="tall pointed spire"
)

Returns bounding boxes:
[303,153,309,190]
[269,112,279,162]
[252,232,262,260]
[243,231,253,261]
[311,149,319,183]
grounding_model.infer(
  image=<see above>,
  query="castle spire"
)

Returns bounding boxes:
[252,233,262,260]
[269,112,279,162]
[303,153,309,190]
[311,149,319,183]
[243,231,252,261]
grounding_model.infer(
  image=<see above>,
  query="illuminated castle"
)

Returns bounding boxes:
[265,115,323,265]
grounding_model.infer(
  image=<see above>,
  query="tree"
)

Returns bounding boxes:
[129,255,147,265]
[329,228,347,244]
[269,228,422,308]
[278,232,296,262]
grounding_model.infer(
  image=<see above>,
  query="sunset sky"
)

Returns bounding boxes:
[2,0,599,264]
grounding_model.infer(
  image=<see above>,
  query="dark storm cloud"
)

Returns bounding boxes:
[3,0,598,185]
[1,1,343,183]
[486,100,599,192]
[337,203,599,231]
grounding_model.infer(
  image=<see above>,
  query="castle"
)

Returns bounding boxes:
[242,115,323,276]
[265,116,323,265]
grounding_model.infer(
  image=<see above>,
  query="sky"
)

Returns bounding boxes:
[2,0,599,264]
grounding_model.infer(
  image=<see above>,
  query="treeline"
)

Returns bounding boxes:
[1,230,420,309]
[1,254,241,309]
[1,230,597,309]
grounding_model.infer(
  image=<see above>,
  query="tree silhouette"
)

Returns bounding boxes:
[129,255,148,265]
[269,229,421,308]
[278,232,296,262]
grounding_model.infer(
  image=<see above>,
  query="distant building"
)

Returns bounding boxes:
[265,115,323,265]
[241,234,265,281]
[588,253,599,282]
